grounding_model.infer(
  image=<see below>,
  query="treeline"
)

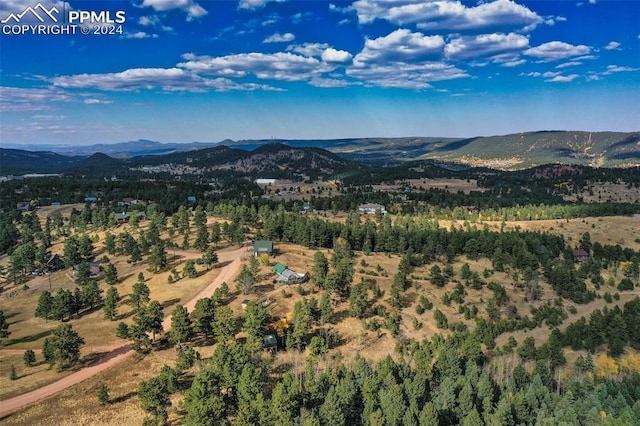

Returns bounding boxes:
[144,326,640,425]
[562,298,640,357]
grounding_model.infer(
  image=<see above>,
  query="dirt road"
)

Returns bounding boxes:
[0,246,245,416]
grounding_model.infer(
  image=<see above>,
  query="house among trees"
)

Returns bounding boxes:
[253,240,273,257]
[115,211,147,224]
[186,196,196,203]
[45,254,64,272]
[573,249,589,262]
[358,203,387,215]
[263,333,278,353]
[273,262,309,285]
[84,196,97,203]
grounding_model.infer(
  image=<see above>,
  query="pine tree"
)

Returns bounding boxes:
[104,262,118,285]
[97,383,110,405]
[23,349,36,367]
[0,309,10,338]
[103,287,120,321]
[169,305,193,344]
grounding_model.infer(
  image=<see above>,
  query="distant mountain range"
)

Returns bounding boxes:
[0,143,358,178]
[1,131,639,175]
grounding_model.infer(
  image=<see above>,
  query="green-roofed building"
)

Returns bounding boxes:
[253,240,273,257]
[273,263,287,274]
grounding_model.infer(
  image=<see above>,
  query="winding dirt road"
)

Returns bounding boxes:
[0,246,245,416]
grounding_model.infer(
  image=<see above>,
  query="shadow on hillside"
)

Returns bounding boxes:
[4,329,52,346]
[111,391,137,404]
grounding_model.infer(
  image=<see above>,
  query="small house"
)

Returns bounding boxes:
[358,203,387,215]
[573,249,589,263]
[253,240,273,257]
[45,254,64,272]
[187,196,196,203]
[263,334,278,353]
[275,268,309,285]
[84,196,97,203]
[115,211,147,224]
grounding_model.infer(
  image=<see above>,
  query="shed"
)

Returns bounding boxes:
[273,263,287,274]
[253,240,273,256]
[263,334,278,353]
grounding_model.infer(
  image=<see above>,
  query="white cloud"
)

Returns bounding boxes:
[524,71,541,77]
[124,31,158,39]
[139,15,173,31]
[263,32,295,43]
[50,68,281,92]
[555,61,582,68]
[238,0,284,10]
[286,43,330,57]
[32,114,66,120]
[545,74,579,82]
[524,41,590,61]
[83,99,113,104]
[444,32,529,61]
[347,62,468,89]
[501,59,526,67]
[605,41,621,50]
[350,0,542,32]
[602,65,638,75]
[354,29,445,65]
[309,76,356,88]
[321,48,353,64]
[140,0,207,20]
[179,52,332,81]
[0,86,75,112]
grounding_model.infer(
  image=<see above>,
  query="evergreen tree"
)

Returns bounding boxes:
[183,370,226,426]
[138,376,171,425]
[130,281,150,312]
[23,349,36,366]
[213,305,236,343]
[320,292,332,324]
[191,297,216,335]
[148,243,168,273]
[81,280,103,310]
[0,309,10,338]
[103,287,120,321]
[97,383,110,405]
[312,251,329,288]
[169,305,193,344]
[104,262,118,285]
[48,323,85,370]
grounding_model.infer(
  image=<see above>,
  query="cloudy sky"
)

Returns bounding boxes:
[1,0,638,145]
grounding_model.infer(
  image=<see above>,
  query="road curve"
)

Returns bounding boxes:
[0,247,244,416]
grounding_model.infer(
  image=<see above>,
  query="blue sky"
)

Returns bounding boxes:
[1,0,638,145]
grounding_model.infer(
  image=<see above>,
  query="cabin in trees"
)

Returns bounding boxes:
[253,240,273,257]
[358,203,387,215]
[263,334,278,354]
[573,249,589,263]
[115,211,147,224]
[273,262,309,285]
[45,254,64,272]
